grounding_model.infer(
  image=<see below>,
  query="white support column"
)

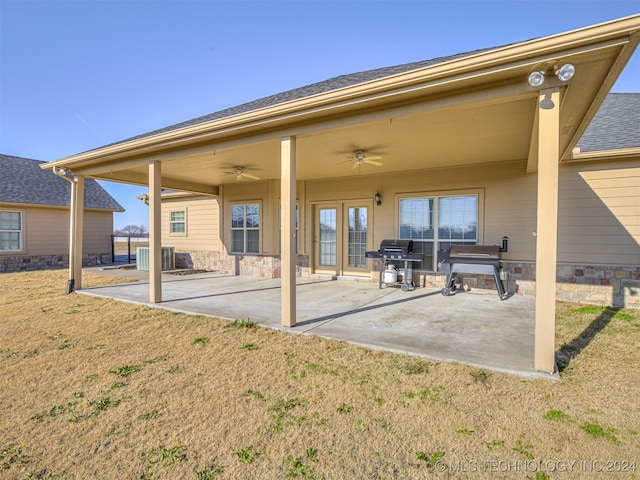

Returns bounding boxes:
[74,176,85,290]
[149,161,162,303]
[534,87,560,373]
[281,136,297,327]
[67,177,78,294]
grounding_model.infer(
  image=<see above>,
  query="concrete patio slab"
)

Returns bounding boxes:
[81,267,553,379]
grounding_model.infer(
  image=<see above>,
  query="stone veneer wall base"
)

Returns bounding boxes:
[0,253,113,273]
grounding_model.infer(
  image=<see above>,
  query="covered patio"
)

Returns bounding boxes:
[81,267,545,379]
[43,16,640,375]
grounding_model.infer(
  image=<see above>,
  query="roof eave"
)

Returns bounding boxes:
[41,14,640,172]
[566,146,640,163]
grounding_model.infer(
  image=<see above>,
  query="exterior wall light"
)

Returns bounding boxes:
[528,63,576,87]
[374,192,381,206]
[528,71,545,87]
[556,63,575,82]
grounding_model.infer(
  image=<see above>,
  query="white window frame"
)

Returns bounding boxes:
[396,189,483,271]
[169,209,187,236]
[0,209,24,253]
[230,201,261,254]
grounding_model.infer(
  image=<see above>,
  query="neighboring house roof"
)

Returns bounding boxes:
[107,45,503,147]
[576,93,640,153]
[0,154,124,211]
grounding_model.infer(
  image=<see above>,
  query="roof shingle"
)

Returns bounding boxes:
[103,46,502,147]
[576,93,640,152]
[0,154,124,211]
[99,42,639,157]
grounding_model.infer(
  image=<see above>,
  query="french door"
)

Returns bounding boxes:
[313,201,371,276]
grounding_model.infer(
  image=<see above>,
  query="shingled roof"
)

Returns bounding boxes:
[102,41,638,157]
[0,154,124,211]
[105,46,501,147]
[576,93,640,152]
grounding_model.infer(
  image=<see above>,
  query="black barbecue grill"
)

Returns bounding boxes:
[441,245,507,299]
[365,239,422,291]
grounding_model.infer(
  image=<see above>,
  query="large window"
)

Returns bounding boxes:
[169,210,186,234]
[231,203,260,253]
[399,194,478,270]
[0,210,22,252]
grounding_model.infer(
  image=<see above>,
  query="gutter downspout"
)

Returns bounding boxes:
[53,167,78,294]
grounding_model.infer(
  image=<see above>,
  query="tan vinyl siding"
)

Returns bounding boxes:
[174,158,637,270]
[304,158,639,268]
[161,196,221,251]
[305,160,537,265]
[483,168,537,263]
[3,206,113,256]
[22,207,69,255]
[558,161,640,265]
[82,211,114,252]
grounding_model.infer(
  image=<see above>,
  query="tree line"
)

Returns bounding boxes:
[114,225,148,237]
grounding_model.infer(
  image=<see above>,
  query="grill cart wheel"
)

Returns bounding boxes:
[441,287,450,296]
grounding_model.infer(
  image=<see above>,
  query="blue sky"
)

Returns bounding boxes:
[1,0,638,229]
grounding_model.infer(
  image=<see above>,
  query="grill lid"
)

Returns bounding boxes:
[379,239,414,254]
[449,245,501,261]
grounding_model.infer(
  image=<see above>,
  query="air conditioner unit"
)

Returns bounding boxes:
[136,247,175,271]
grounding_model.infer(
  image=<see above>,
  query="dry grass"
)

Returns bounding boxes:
[1,270,638,480]
[113,241,148,256]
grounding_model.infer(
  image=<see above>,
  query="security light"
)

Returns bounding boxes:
[527,71,545,87]
[556,63,575,82]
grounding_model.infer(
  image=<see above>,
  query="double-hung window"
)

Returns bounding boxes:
[231,203,260,253]
[0,210,23,252]
[169,210,186,234]
[399,193,478,270]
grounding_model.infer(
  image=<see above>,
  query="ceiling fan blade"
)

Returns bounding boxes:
[243,172,261,180]
[366,155,382,161]
[364,159,383,166]
[352,162,360,169]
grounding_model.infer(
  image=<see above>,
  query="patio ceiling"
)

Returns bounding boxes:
[43,16,640,194]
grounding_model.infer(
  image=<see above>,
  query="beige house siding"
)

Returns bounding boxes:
[159,195,223,271]
[0,204,114,271]
[304,160,535,263]
[22,207,68,254]
[163,157,639,269]
[557,160,640,265]
[302,158,639,267]
[158,157,639,307]
[161,195,221,251]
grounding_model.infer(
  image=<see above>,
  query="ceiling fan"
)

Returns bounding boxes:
[224,166,260,181]
[348,149,383,172]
